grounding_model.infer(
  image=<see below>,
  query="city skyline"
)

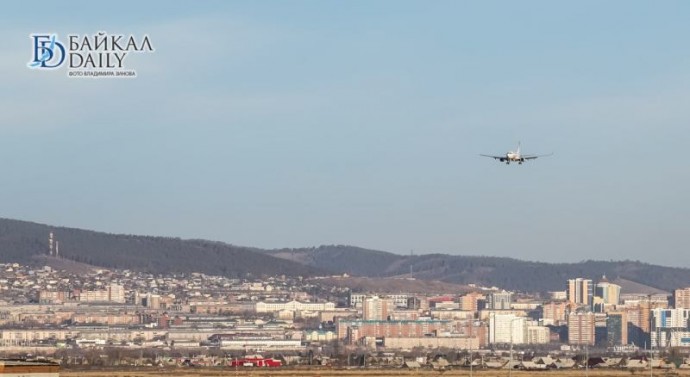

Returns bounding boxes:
[2,1,690,267]
[2,259,690,353]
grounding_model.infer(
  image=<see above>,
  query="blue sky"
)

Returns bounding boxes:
[2,1,690,266]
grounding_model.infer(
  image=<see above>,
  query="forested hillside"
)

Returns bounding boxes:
[0,218,320,277]
[2,217,689,293]
[267,249,690,293]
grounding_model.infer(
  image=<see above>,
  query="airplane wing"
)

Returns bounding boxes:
[479,154,504,160]
[522,153,553,160]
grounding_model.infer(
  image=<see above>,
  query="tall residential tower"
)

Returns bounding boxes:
[567,278,593,307]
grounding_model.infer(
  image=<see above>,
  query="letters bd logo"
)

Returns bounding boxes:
[28,34,66,69]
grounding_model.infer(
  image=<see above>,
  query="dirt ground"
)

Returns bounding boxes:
[60,367,690,377]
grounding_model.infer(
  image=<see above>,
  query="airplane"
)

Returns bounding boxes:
[480,142,552,164]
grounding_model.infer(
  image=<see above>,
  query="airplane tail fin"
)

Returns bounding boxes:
[517,141,521,156]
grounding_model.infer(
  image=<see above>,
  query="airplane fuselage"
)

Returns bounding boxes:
[501,152,524,164]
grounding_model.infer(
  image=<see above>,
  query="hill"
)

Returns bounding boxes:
[2,217,690,293]
[266,248,690,293]
[268,245,405,277]
[0,218,321,277]
[613,277,670,295]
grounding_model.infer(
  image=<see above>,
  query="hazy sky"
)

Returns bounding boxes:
[2,1,690,267]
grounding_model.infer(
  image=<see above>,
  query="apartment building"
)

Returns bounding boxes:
[675,287,690,309]
[336,319,450,344]
[568,311,595,346]
[567,278,593,308]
